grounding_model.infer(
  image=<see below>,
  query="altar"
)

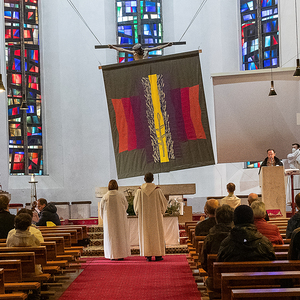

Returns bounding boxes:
[128,216,179,246]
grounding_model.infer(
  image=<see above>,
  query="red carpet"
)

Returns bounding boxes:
[59,255,201,300]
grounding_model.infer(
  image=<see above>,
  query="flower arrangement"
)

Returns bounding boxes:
[165,198,181,216]
[125,188,136,216]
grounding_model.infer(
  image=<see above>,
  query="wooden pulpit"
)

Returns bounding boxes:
[260,166,286,217]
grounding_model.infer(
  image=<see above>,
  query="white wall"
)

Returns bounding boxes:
[0,0,297,216]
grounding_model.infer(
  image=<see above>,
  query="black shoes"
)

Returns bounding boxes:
[146,256,164,261]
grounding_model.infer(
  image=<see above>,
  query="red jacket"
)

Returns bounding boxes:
[254,218,284,245]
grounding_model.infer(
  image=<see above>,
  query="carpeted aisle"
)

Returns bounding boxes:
[59,255,201,300]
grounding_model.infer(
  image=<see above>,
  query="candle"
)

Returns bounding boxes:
[31,174,34,182]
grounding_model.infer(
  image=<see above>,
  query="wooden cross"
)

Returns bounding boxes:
[95,41,186,49]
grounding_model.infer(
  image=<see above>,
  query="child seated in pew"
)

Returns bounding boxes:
[7,209,44,243]
[6,213,43,275]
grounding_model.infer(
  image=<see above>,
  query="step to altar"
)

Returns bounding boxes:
[83,225,188,256]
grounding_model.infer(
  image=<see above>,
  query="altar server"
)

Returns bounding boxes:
[100,180,131,260]
[134,172,168,262]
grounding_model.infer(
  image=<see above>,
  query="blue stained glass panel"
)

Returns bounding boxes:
[13,11,19,19]
[4,11,11,18]
[243,14,253,21]
[265,22,271,33]
[241,3,249,12]
[264,50,270,58]
[264,60,270,67]
[120,37,132,44]
[272,58,277,65]
[249,62,256,70]
[144,24,151,35]
[145,1,156,12]
[117,0,162,62]
[14,58,21,70]
[265,36,271,47]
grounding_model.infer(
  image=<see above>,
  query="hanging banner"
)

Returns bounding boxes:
[102,50,214,179]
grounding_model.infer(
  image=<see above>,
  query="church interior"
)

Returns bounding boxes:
[0,0,299,299]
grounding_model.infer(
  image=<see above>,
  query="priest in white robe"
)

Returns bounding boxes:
[133,172,168,262]
[100,180,131,260]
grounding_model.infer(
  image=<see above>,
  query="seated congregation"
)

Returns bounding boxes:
[0,194,85,300]
[186,186,300,300]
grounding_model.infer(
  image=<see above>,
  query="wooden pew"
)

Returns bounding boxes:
[0,247,47,266]
[41,230,78,245]
[42,233,71,247]
[185,221,197,234]
[231,287,300,299]
[275,252,288,260]
[213,260,300,290]
[0,253,35,274]
[38,226,84,241]
[0,252,50,282]
[43,237,65,255]
[274,244,290,252]
[221,270,300,300]
[0,259,42,293]
[0,268,27,300]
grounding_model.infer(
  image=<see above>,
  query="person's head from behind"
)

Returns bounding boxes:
[227,183,235,194]
[144,172,154,183]
[0,195,10,212]
[17,208,33,218]
[204,199,220,217]
[251,201,266,219]
[37,198,47,211]
[15,213,32,231]
[233,205,254,226]
[248,193,258,206]
[295,193,300,210]
[215,204,234,224]
[108,180,118,191]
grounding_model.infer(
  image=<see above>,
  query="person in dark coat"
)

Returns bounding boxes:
[0,195,15,238]
[259,149,283,174]
[200,204,234,272]
[35,198,61,226]
[286,193,300,239]
[195,199,219,237]
[218,205,275,262]
[288,227,300,260]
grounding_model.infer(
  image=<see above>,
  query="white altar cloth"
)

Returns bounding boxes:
[128,216,179,246]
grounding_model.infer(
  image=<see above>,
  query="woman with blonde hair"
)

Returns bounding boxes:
[100,180,131,260]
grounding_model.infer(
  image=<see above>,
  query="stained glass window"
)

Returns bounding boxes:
[241,0,279,70]
[4,0,43,175]
[116,0,163,62]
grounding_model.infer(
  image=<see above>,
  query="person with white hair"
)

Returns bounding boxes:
[251,201,283,245]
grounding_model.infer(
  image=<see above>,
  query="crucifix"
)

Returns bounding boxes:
[95,41,187,61]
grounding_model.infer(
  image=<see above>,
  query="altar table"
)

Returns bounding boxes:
[128,216,179,246]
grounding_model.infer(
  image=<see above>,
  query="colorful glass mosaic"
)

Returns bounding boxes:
[116,0,162,62]
[5,0,43,175]
[241,0,279,70]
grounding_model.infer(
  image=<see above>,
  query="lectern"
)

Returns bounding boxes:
[260,166,286,217]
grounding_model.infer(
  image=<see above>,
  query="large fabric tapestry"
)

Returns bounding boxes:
[102,50,214,179]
